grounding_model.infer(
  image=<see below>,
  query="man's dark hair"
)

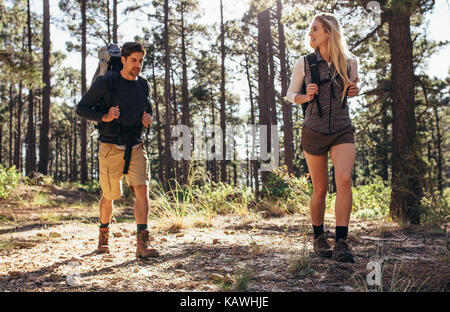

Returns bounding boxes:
[121,42,146,58]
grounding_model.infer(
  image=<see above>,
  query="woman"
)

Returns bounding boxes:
[286,13,359,262]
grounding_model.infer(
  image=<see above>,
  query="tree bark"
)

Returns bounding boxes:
[171,69,180,183]
[388,2,423,224]
[25,0,36,175]
[9,84,14,168]
[113,0,118,43]
[14,83,23,171]
[219,0,227,183]
[163,0,173,187]
[151,55,164,183]
[433,101,443,193]
[257,9,272,185]
[244,51,259,196]
[80,0,88,183]
[277,0,294,174]
[180,5,190,185]
[39,0,51,175]
[106,0,111,43]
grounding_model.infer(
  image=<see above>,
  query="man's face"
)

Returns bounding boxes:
[121,51,144,77]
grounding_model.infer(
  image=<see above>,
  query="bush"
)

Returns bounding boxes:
[325,176,391,220]
[262,166,312,213]
[420,188,449,226]
[73,179,101,195]
[351,177,391,219]
[0,165,21,199]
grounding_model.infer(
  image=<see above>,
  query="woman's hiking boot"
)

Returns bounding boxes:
[333,239,355,263]
[313,234,332,258]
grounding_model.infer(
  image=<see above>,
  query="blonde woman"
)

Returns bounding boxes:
[286,13,359,262]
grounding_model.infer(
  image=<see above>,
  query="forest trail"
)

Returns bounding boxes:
[0,185,448,292]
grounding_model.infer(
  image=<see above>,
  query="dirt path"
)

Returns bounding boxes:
[0,186,448,292]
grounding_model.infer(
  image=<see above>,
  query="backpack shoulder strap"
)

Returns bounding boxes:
[106,71,120,109]
[306,52,319,85]
[301,56,307,94]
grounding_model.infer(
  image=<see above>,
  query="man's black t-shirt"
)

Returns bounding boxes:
[76,72,153,125]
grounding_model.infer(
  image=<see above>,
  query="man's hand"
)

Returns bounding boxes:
[101,105,120,122]
[347,77,359,97]
[142,112,152,128]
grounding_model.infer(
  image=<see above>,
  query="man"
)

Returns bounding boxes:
[76,42,159,259]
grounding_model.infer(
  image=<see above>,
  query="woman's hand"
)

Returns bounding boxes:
[306,83,318,101]
[347,77,359,97]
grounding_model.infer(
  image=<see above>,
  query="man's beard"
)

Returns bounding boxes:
[129,67,140,77]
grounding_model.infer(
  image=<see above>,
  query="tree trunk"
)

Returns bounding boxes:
[151,56,164,183]
[25,0,36,175]
[180,6,190,185]
[163,0,173,187]
[9,85,14,168]
[433,101,443,193]
[219,0,227,183]
[277,0,294,173]
[80,0,88,183]
[14,83,24,171]
[388,2,423,224]
[113,0,118,43]
[210,90,217,183]
[171,69,180,183]
[257,9,272,185]
[106,0,111,43]
[381,105,389,181]
[244,51,258,196]
[39,0,51,175]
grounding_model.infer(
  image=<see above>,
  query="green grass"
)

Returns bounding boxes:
[234,265,254,291]
[0,239,15,250]
[289,243,315,278]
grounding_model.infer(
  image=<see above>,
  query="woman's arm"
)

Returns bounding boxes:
[286,57,317,104]
[347,57,359,97]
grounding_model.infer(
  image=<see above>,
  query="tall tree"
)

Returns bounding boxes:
[257,9,272,185]
[179,0,191,185]
[163,0,173,186]
[39,0,51,174]
[387,1,424,224]
[277,0,294,174]
[80,0,88,183]
[25,0,36,175]
[219,0,227,183]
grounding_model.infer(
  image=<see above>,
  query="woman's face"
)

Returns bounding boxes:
[308,19,329,49]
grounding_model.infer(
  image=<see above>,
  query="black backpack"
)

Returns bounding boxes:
[300,52,350,118]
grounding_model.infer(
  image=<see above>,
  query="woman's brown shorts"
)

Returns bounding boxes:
[300,124,355,156]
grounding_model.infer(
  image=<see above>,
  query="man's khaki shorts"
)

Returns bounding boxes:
[98,142,149,200]
[300,124,355,156]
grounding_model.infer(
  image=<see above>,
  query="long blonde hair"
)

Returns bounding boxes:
[306,13,354,103]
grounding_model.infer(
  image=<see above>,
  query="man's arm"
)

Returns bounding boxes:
[76,75,109,122]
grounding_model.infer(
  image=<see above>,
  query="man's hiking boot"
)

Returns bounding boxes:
[313,234,332,258]
[333,239,355,263]
[97,227,110,253]
[136,230,159,259]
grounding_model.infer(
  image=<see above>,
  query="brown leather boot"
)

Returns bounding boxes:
[97,227,110,253]
[136,229,159,259]
[313,234,332,258]
[333,239,355,263]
